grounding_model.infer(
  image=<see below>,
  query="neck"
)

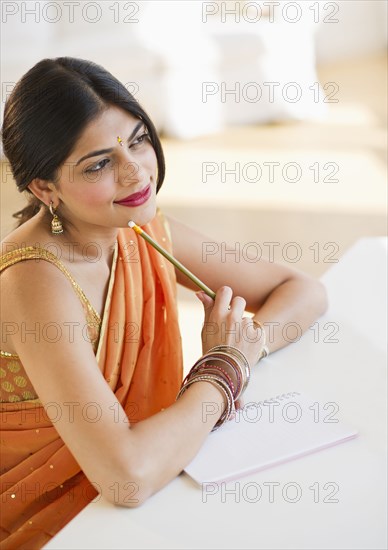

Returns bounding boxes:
[39,209,118,266]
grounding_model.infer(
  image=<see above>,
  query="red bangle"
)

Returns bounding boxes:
[197,363,235,397]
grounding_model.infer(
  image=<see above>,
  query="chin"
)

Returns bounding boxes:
[121,202,157,228]
[141,204,158,226]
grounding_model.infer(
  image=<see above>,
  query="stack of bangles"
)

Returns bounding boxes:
[176,321,270,432]
[176,344,251,432]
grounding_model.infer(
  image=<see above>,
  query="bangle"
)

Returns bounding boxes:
[188,352,244,399]
[176,346,252,431]
[181,354,241,398]
[176,373,235,431]
[205,346,250,395]
[207,344,250,371]
[194,352,246,400]
[194,363,236,397]
[259,344,269,361]
[252,320,270,362]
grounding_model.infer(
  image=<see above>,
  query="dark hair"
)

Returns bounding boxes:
[1,57,165,226]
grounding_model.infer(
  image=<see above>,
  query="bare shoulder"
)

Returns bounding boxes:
[1,252,88,354]
[1,250,84,303]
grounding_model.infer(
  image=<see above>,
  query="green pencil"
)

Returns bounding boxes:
[128,220,216,300]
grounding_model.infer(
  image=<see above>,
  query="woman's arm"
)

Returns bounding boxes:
[1,260,228,507]
[166,215,328,355]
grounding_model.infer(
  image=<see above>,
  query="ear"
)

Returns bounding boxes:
[27,179,59,207]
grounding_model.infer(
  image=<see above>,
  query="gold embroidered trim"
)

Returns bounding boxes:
[0,247,101,325]
[0,350,19,358]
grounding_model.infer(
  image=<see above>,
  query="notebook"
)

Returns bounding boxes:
[184,391,358,484]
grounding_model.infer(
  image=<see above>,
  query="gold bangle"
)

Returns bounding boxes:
[252,319,266,341]
[259,344,269,361]
[252,320,269,361]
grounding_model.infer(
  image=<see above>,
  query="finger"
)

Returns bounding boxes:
[211,286,233,317]
[228,296,246,320]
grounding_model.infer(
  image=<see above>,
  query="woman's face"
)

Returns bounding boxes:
[55,105,158,231]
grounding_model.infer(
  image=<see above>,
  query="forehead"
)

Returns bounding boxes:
[69,106,141,157]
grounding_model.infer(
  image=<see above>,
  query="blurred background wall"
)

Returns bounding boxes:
[1,0,387,281]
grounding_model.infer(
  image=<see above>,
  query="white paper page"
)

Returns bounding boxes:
[184,392,358,484]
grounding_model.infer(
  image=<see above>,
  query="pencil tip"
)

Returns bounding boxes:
[128,220,136,228]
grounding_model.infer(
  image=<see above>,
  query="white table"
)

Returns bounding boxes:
[44,237,387,550]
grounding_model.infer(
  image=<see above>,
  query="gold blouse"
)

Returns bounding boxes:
[0,246,105,403]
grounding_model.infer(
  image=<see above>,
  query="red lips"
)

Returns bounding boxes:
[114,184,151,207]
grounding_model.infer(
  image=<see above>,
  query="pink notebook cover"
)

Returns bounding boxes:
[184,391,359,484]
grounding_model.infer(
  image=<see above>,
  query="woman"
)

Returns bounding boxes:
[0,57,328,549]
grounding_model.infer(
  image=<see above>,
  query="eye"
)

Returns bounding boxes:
[85,158,110,173]
[130,132,150,148]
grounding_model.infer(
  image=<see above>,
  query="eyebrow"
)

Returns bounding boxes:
[76,121,145,166]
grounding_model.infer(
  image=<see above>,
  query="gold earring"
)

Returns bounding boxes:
[49,201,63,235]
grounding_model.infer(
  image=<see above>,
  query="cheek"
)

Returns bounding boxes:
[144,146,158,170]
[68,178,114,206]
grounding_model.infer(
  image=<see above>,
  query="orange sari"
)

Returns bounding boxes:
[0,210,183,549]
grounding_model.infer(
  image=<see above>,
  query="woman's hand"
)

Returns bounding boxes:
[196,286,265,369]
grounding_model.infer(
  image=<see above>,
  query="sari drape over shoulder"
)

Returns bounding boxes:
[0,210,183,549]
